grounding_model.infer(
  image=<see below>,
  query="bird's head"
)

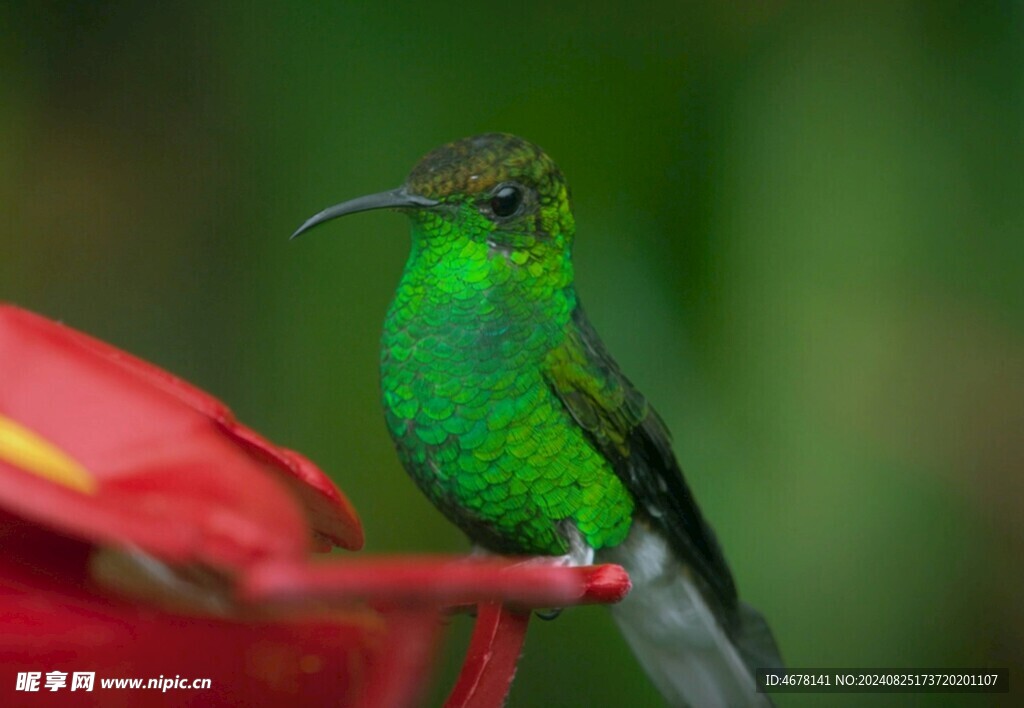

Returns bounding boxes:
[292,134,576,270]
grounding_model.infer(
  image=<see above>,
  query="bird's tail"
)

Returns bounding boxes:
[598,523,783,708]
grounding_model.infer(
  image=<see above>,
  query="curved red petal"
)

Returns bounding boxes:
[224,424,363,551]
[0,305,362,567]
[0,514,437,707]
[445,603,530,708]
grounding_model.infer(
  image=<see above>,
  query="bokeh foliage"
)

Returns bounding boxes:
[2,2,1021,705]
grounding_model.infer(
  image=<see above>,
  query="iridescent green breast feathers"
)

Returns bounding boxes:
[382,133,636,557]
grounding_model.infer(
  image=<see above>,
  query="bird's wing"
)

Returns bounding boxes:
[542,302,739,614]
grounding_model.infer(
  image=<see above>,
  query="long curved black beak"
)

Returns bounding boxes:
[290,187,439,239]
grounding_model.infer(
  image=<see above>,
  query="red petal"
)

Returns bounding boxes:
[242,556,631,608]
[0,305,362,567]
[445,603,530,708]
[224,424,363,551]
[0,514,436,707]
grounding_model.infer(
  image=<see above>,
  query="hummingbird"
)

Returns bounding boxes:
[293,133,783,706]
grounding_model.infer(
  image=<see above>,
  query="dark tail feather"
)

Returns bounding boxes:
[736,601,785,676]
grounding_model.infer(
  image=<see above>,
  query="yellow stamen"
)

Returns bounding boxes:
[0,414,96,493]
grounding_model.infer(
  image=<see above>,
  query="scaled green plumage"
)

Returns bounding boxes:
[381,134,635,555]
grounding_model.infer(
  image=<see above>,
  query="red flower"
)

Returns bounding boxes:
[0,305,630,706]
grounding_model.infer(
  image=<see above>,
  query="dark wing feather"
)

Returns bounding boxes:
[544,303,739,613]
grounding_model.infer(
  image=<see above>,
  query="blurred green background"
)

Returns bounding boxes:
[2,2,1021,706]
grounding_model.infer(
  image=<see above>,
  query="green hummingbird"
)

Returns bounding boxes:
[293,133,783,706]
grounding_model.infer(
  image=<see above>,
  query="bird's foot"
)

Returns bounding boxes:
[556,521,595,567]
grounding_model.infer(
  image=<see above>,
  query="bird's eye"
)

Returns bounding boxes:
[489,184,523,218]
